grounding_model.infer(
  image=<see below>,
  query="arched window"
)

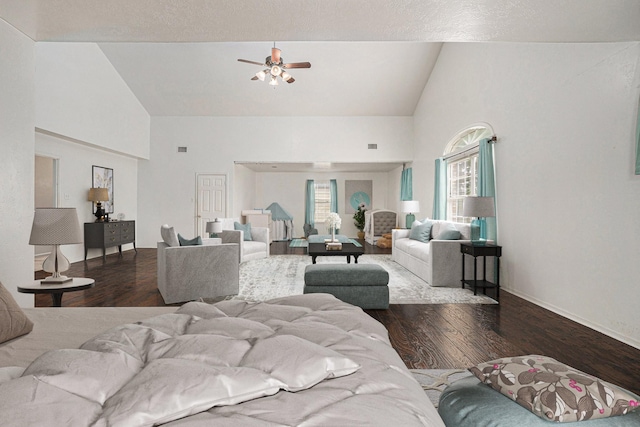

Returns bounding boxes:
[443,124,493,223]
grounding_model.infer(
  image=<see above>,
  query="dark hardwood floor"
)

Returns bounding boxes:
[34,241,640,395]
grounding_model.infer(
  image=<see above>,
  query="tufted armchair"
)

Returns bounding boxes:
[364,210,398,245]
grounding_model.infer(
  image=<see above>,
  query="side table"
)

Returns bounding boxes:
[460,243,502,302]
[18,278,95,307]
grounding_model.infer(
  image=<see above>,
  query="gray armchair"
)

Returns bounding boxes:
[219,227,269,263]
[157,241,239,304]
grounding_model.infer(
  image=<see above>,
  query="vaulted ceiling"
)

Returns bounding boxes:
[2,0,639,117]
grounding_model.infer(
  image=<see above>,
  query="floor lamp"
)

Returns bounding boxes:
[29,208,83,283]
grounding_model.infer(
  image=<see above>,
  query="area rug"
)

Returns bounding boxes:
[410,369,472,407]
[289,238,362,248]
[235,255,497,304]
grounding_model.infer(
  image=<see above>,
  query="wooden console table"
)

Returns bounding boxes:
[84,220,136,261]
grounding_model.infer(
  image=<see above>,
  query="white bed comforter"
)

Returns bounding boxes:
[0,294,444,426]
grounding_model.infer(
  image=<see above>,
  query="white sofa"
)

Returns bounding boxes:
[392,220,493,287]
[217,217,270,263]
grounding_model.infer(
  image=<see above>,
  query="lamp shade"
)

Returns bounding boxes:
[462,197,495,218]
[29,208,83,245]
[88,187,109,202]
[400,200,420,214]
[206,220,223,234]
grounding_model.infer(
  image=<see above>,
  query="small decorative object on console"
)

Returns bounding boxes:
[325,242,343,251]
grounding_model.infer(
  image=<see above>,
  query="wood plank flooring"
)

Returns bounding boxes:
[34,242,640,395]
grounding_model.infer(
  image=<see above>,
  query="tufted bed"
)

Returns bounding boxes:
[0,294,444,426]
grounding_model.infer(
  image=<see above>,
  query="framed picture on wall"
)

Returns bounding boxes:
[345,180,372,214]
[92,165,114,213]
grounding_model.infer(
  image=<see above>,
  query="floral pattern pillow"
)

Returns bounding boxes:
[469,355,640,422]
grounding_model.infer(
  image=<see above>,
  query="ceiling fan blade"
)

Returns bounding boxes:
[283,62,311,69]
[238,59,265,66]
[285,77,295,84]
[251,76,258,80]
[271,47,281,64]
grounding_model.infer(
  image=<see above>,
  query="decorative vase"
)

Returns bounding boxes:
[357,231,365,240]
[331,226,336,242]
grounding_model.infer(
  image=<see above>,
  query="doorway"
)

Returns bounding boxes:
[34,155,59,269]
[195,174,227,237]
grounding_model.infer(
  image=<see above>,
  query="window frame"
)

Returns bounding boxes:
[313,180,331,225]
[443,124,493,223]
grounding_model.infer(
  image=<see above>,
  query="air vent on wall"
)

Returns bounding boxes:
[178,147,187,153]
[368,144,378,150]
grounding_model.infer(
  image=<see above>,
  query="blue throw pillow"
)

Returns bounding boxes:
[234,222,253,241]
[409,220,433,243]
[177,234,203,246]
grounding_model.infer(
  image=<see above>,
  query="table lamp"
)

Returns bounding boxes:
[401,200,420,229]
[462,196,495,245]
[206,219,223,238]
[29,208,83,283]
[88,187,109,222]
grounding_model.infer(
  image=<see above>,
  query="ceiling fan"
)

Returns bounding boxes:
[238,45,311,86]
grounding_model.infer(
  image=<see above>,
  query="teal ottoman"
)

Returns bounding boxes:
[303,264,389,309]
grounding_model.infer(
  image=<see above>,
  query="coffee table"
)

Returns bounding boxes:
[18,277,95,307]
[308,242,364,264]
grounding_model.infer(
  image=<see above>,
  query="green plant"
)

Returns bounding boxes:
[353,204,366,231]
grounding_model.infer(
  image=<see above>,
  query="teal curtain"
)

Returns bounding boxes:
[305,179,315,227]
[478,138,497,242]
[432,158,447,220]
[636,98,640,175]
[330,179,338,212]
[400,167,413,201]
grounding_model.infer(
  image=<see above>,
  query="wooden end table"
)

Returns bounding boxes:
[18,277,95,307]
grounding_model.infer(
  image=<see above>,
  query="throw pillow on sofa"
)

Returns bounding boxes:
[234,222,253,241]
[0,281,33,344]
[436,222,461,240]
[178,234,203,246]
[409,220,433,243]
[160,225,180,247]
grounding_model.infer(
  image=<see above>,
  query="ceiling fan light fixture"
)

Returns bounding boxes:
[269,76,279,86]
[255,70,266,81]
[281,71,291,81]
[270,65,281,76]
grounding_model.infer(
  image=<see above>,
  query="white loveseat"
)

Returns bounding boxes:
[217,218,270,263]
[392,220,493,287]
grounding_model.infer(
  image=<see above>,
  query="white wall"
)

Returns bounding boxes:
[413,42,640,347]
[252,170,396,238]
[35,131,139,262]
[35,43,150,159]
[138,116,413,246]
[0,20,35,306]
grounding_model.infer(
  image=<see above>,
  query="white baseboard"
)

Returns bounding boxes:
[503,288,640,351]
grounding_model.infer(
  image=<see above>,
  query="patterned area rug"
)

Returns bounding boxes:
[410,369,472,407]
[235,255,497,304]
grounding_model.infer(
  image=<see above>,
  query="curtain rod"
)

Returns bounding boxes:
[441,135,498,161]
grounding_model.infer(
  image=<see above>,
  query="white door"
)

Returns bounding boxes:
[196,174,226,237]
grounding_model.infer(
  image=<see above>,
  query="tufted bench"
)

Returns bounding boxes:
[303,264,389,309]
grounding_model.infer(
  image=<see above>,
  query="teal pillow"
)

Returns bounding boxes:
[234,222,253,241]
[409,220,433,243]
[177,234,203,246]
